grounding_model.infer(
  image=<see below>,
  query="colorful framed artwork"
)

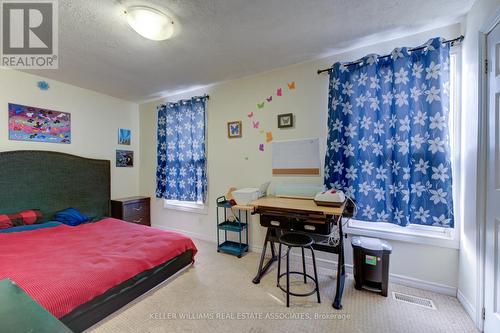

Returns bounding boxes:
[227,121,242,138]
[118,128,131,145]
[277,113,294,129]
[8,103,71,144]
[116,150,134,167]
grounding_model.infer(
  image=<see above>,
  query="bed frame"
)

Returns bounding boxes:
[0,151,193,332]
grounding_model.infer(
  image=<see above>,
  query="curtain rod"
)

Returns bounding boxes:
[316,35,464,75]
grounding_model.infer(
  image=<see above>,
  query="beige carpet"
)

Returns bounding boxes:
[88,239,477,333]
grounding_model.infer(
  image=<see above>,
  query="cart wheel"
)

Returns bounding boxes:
[237,255,242,258]
[217,250,220,253]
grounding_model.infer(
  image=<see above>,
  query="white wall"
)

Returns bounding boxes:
[140,24,462,291]
[0,69,140,199]
[458,0,500,326]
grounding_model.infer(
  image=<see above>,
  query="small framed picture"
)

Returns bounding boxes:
[118,128,131,145]
[116,150,134,167]
[277,113,294,128]
[227,121,242,138]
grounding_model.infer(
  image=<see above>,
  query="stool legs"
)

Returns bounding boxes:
[286,247,291,307]
[276,242,320,307]
[310,246,321,304]
[277,243,282,287]
[301,247,307,283]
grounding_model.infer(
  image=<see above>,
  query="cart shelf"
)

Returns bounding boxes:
[218,220,247,232]
[218,241,249,257]
[216,200,233,208]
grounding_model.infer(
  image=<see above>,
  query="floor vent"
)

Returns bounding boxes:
[392,292,436,310]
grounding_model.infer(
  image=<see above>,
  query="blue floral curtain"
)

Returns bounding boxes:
[156,96,208,203]
[324,37,454,227]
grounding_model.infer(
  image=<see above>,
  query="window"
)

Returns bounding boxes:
[345,47,461,249]
[156,96,208,214]
[164,199,208,214]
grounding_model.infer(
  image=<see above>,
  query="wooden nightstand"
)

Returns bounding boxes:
[111,196,151,226]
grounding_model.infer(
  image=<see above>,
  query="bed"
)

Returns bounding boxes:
[0,150,197,332]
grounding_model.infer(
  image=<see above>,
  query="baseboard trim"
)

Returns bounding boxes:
[457,289,476,322]
[153,225,216,243]
[157,226,457,297]
[388,272,456,296]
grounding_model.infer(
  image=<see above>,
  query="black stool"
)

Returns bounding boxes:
[277,232,320,307]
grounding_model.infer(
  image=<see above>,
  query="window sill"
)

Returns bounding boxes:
[163,200,208,215]
[344,219,459,250]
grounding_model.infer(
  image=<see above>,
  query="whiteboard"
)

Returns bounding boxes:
[272,138,320,175]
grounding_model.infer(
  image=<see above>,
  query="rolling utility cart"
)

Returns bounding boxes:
[216,196,249,258]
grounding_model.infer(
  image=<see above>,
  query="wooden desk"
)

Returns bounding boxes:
[249,196,345,215]
[246,196,347,309]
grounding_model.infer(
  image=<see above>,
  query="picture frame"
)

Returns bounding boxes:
[116,150,134,167]
[118,128,131,145]
[8,103,71,144]
[227,121,242,138]
[277,113,294,129]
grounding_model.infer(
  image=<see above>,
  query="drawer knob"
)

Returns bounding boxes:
[270,221,280,226]
[133,218,143,223]
[133,207,142,211]
[304,225,316,231]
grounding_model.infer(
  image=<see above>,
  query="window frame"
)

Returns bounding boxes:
[345,46,462,250]
[164,199,208,214]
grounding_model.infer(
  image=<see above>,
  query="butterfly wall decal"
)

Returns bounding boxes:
[287,81,295,90]
[257,102,265,109]
[253,120,260,129]
[247,112,253,118]
[266,132,273,142]
[37,81,50,90]
[259,144,264,152]
[266,96,272,102]
[277,88,282,96]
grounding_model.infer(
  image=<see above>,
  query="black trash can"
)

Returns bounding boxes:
[351,236,392,296]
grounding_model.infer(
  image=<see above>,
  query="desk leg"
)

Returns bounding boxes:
[252,228,277,284]
[333,230,346,310]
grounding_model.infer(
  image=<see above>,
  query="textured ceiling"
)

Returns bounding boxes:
[25,0,474,102]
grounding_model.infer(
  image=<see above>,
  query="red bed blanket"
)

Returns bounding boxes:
[0,218,197,318]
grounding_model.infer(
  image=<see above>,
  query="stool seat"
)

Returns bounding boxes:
[279,233,314,247]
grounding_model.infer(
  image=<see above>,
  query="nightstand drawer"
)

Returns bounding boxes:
[124,213,150,225]
[111,196,151,226]
[123,201,149,216]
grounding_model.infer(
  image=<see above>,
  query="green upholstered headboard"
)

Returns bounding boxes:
[0,150,110,220]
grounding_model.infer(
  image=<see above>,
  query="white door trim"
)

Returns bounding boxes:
[479,7,500,332]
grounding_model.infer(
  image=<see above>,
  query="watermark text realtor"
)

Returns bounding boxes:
[1,0,58,69]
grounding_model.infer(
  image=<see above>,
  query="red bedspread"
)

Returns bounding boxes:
[0,218,197,318]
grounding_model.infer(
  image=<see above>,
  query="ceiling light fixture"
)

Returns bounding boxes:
[125,6,174,41]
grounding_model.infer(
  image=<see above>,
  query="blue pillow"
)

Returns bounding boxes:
[54,208,90,226]
[0,221,62,233]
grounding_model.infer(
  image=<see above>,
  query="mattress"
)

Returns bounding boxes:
[0,218,197,330]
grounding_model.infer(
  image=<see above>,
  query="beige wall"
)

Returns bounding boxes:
[140,24,462,290]
[0,69,140,199]
[458,0,500,325]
